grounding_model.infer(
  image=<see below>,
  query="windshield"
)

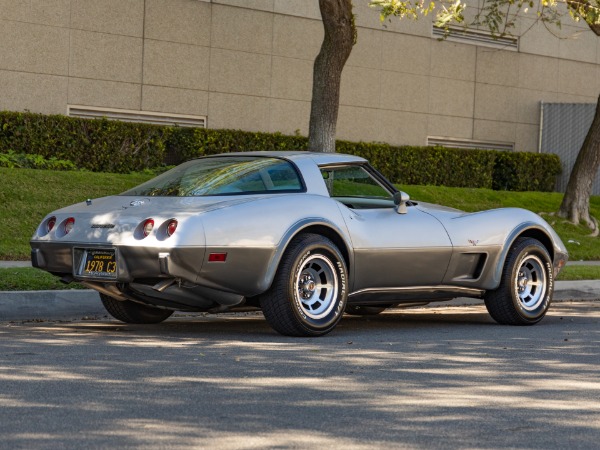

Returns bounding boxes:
[121,156,304,197]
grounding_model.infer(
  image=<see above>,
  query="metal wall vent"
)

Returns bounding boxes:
[427,136,515,151]
[432,26,518,50]
[67,105,207,128]
[539,102,597,194]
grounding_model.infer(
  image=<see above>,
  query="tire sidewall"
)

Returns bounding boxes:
[287,241,348,332]
[509,243,553,322]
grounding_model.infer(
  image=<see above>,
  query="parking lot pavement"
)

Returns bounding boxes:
[0,301,599,449]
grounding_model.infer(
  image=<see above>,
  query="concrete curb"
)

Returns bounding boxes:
[0,280,598,321]
[0,290,105,321]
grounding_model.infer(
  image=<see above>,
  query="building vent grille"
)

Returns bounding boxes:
[539,102,597,194]
[432,26,518,50]
[67,105,207,128]
[427,136,515,151]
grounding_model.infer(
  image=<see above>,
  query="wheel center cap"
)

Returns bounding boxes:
[299,275,317,299]
[303,280,316,292]
[518,277,529,288]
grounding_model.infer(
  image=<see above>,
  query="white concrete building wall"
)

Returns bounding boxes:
[0,0,598,152]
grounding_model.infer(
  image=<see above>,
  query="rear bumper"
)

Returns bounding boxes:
[30,241,277,298]
[31,242,204,284]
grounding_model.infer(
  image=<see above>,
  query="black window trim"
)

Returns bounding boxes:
[318,162,399,197]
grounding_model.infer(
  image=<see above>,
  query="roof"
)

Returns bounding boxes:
[215,151,367,165]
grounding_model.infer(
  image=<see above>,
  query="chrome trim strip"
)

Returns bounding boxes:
[349,285,485,297]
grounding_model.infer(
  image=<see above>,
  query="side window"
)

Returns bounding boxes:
[320,166,392,199]
[265,162,303,190]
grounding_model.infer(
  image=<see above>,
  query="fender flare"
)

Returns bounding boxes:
[259,217,354,293]
[489,222,554,290]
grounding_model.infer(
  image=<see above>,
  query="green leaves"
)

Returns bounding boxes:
[370,0,600,37]
[0,110,560,192]
[370,0,437,21]
[0,151,77,171]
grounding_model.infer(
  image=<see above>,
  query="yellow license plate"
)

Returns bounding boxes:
[80,249,117,279]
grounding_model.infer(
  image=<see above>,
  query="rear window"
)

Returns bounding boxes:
[121,156,304,197]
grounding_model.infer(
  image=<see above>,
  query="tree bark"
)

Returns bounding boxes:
[308,0,355,153]
[558,93,600,233]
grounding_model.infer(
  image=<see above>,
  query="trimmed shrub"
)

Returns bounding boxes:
[339,142,496,188]
[492,151,562,192]
[0,110,561,191]
[0,111,168,173]
[0,151,77,171]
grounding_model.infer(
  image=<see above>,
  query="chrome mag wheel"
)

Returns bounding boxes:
[296,254,338,320]
[515,255,547,311]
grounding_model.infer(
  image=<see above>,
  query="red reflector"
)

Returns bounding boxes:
[208,253,227,262]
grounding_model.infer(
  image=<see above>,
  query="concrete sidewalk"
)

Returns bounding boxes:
[0,281,598,321]
[0,261,32,268]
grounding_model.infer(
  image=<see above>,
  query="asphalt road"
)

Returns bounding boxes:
[1,302,599,449]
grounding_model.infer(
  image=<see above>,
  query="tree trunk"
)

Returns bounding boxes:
[308,0,355,153]
[558,93,600,233]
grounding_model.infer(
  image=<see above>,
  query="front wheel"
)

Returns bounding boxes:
[260,233,348,337]
[484,237,554,325]
[100,293,174,324]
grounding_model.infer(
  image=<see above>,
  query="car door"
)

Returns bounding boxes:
[320,165,452,292]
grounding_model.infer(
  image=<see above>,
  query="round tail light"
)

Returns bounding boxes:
[64,217,75,234]
[142,219,154,237]
[46,216,56,233]
[166,219,178,237]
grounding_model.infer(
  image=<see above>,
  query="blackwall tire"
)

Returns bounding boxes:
[260,233,348,337]
[100,293,174,324]
[484,237,554,325]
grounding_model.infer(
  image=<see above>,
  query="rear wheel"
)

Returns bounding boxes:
[100,293,174,324]
[484,237,553,325]
[260,233,348,337]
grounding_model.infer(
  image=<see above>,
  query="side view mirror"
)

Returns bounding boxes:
[393,191,410,215]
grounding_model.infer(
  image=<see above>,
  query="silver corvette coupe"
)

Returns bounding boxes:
[31,151,568,336]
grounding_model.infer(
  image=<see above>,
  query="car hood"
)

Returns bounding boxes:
[415,201,465,217]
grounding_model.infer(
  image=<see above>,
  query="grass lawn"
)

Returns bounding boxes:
[0,168,152,260]
[557,265,600,280]
[2,167,600,262]
[0,267,87,291]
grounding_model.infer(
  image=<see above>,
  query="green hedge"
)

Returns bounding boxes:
[337,142,497,189]
[0,151,77,171]
[492,151,562,192]
[0,111,167,172]
[0,110,561,191]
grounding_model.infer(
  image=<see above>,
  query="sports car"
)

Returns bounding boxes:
[31,151,568,336]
